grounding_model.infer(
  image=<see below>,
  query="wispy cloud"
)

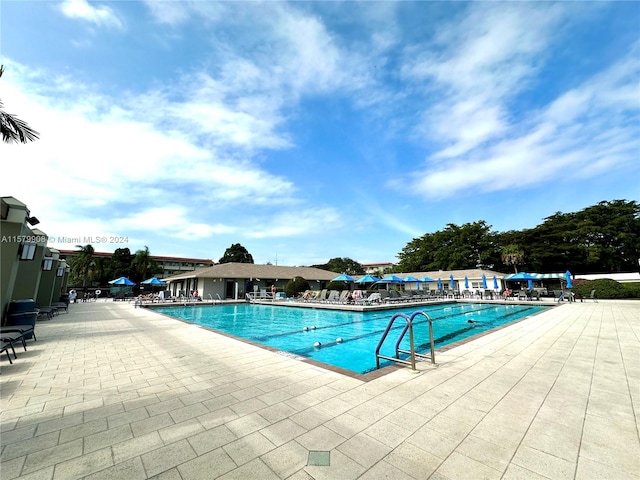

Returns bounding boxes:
[403,4,565,159]
[59,0,123,29]
[397,5,639,199]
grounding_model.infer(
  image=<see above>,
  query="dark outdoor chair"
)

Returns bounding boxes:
[0,328,30,364]
[1,340,16,363]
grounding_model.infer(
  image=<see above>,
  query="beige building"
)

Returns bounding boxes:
[362,262,396,275]
[163,263,337,300]
[58,250,214,280]
[1,197,69,324]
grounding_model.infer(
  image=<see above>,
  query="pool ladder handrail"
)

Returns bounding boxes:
[375,311,436,371]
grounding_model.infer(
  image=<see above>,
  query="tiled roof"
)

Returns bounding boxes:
[58,249,214,264]
[163,263,338,282]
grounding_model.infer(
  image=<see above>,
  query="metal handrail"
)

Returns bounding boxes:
[375,311,436,371]
[395,311,435,366]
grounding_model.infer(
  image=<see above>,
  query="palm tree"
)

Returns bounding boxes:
[132,246,152,282]
[70,244,95,287]
[501,244,525,273]
[0,65,39,144]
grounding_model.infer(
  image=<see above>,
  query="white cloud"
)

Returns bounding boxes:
[60,0,123,29]
[405,44,640,198]
[403,4,564,159]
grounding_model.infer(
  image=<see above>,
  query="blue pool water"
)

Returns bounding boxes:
[154,303,550,374]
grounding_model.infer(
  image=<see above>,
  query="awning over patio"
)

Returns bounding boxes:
[504,272,565,280]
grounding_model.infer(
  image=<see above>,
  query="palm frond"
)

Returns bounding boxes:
[1,110,40,144]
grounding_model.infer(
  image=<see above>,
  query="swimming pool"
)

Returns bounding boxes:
[154,302,550,374]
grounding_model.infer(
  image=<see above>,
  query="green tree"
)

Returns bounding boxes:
[0,65,39,144]
[501,244,525,273]
[398,221,498,271]
[219,243,254,264]
[285,276,310,298]
[69,244,95,287]
[325,257,365,275]
[108,248,133,280]
[525,200,640,273]
[131,246,160,282]
[396,200,639,275]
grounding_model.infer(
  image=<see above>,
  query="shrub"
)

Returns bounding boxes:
[572,278,639,299]
[285,277,310,298]
[326,280,350,291]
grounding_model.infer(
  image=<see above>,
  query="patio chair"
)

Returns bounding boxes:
[589,289,598,302]
[326,290,340,303]
[1,340,16,363]
[0,329,28,353]
[36,305,56,320]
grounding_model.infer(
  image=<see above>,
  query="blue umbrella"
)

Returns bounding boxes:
[464,276,469,289]
[437,278,443,290]
[565,270,573,289]
[420,276,435,282]
[332,274,355,282]
[404,276,422,290]
[493,275,499,289]
[481,274,488,289]
[108,276,135,285]
[355,274,379,284]
[403,276,421,282]
[506,272,538,282]
[449,274,455,289]
[377,275,405,284]
[141,277,166,285]
[528,279,533,289]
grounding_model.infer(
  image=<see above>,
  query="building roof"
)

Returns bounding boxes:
[58,249,214,264]
[394,268,507,280]
[163,263,338,282]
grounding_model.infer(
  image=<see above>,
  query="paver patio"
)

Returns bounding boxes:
[1,299,638,479]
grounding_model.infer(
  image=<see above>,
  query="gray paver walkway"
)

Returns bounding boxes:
[1,299,638,479]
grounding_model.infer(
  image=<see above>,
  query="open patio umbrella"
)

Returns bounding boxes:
[493,275,499,289]
[332,274,355,282]
[108,276,135,285]
[141,277,166,292]
[108,276,136,299]
[376,275,405,284]
[437,278,443,289]
[403,276,422,290]
[449,274,455,289]
[420,276,435,282]
[481,274,488,289]
[565,270,573,289]
[505,272,538,282]
[403,276,420,282]
[464,276,469,289]
[355,274,379,284]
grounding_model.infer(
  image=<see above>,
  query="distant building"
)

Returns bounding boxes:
[362,262,395,274]
[1,196,70,323]
[575,272,640,283]
[58,250,214,279]
[163,262,337,300]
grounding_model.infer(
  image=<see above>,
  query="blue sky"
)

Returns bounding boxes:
[1,1,638,266]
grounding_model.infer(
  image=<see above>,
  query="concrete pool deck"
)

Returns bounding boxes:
[1,300,638,479]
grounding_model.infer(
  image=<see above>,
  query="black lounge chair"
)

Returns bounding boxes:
[51,302,69,313]
[36,306,56,320]
[1,340,16,363]
[0,330,28,361]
